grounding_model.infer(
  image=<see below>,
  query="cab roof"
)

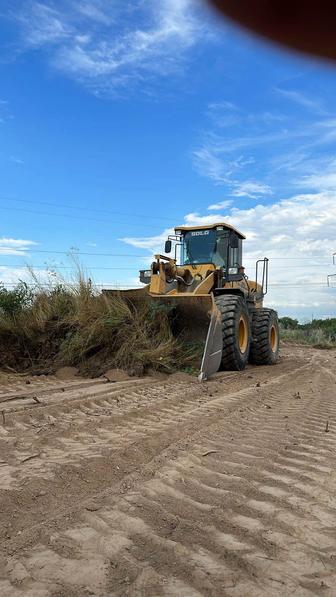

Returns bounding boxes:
[175,222,246,240]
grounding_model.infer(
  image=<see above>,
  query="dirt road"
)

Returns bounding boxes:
[0,345,336,596]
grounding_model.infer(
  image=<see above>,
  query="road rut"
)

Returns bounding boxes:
[0,345,336,596]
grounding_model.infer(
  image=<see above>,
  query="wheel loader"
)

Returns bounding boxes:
[108,222,279,380]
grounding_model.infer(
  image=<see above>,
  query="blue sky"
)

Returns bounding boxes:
[0,0,335,319]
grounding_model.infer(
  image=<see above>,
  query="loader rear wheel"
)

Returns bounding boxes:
[215,295,251,371]
[249,308,279,365]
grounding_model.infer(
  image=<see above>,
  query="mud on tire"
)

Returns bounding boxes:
[249,308,279,365]
[215,294,251,371]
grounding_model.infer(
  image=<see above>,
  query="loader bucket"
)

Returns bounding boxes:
[101,286,149,301]
[101,288,223,381]
[152,294,223,381]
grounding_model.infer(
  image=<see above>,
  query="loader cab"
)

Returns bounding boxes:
[169,223,244,275]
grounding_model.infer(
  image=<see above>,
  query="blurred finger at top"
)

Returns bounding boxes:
[208,0,336,61]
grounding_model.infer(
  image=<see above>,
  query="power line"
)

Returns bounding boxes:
[0,196,176,223]
[0,205,171,229]
[0,282,332,288]
[0,264,137,270]
[268,281,327,288]
[0,263,333,270]
[243,257,331,260]
[0,250,144,257]
[0,247,332,261]
[246,265,332,269]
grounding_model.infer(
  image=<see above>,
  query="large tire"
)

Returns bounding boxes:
[249,308,279,365]
[215,295,251,371]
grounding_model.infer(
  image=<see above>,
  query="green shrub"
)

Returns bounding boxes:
[0,281,33,316]
[279,317,336,348]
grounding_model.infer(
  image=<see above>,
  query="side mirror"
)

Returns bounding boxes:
[165,240,172,253]
[230,235,239,249]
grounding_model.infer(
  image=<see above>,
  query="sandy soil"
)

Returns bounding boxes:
[0,344,336,596]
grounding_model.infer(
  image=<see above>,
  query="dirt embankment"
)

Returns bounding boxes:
[0,345,336,596]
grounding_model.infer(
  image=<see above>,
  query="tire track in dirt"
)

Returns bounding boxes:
[0,358,312,491]
[2,349,336,595]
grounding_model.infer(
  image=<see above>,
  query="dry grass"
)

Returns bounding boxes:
[0,272,200,376]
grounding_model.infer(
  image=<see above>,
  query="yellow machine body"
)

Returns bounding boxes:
[105,222,274,380]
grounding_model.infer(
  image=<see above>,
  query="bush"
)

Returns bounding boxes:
[0,275,200,375]
[0,281,33,316]
[279,317,336,348]
[279,316,299,330]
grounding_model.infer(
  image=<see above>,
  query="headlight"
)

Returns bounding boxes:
[144,270,152,277]
[228,267,238,275]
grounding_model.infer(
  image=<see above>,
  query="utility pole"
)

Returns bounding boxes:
[327,252,336,287]
[327,274,336,287]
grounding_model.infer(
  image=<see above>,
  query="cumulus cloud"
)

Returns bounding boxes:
[298,159,336,192]
[0,265,54,287]
[0,238,37,255]
[121,228,173,253]
[0,266,31,285]
[184,212,226,226]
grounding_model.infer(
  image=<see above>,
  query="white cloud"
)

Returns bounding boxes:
[0,238,37,255]
[192,127,293,190]
[208,101,238,112]
[0,266,53,287]
[193,95,336,202]
[17,2,73,46]
[121,192,336,319]
[184,212,226,225]
[0,266,31,285]
[76,1,113,25]
[207,101,239,127]
[231,181,273,199]
[298,159,336,192]
[274,88,326,114]
[207,199,233,211]
[10,0,212,94]
[121,228,173,253]
[193,147,229,184]
[193,138,256,186]
[302,172,336,191]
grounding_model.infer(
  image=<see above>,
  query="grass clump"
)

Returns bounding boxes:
[0,273,200,376]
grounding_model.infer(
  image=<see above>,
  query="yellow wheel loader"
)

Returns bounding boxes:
[110,222,279,380]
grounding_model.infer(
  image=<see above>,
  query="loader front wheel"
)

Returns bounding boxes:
[215,295,251,370]
[249,308,279,365]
